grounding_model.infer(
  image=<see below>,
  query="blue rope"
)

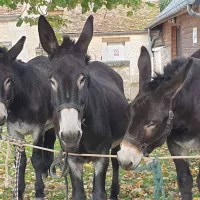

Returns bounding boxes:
[136,156,165,200]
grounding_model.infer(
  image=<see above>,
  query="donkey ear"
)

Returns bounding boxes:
[160,58,193,99]
[4,36,26,63]
[138,46,151,91]
[75,15,93,54]
[38,15,59,57]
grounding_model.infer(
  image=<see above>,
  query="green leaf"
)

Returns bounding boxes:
[127,10,133,17]
[0,0,144,25]
[146,2,155,7]
[159,0,172,11]
[16,17,23,27]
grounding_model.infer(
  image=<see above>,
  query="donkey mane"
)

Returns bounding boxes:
[147,57,187,91]
[60,36,91,65]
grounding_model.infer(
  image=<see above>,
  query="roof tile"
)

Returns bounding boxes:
[63,3,159,33]
[0,5,23,16]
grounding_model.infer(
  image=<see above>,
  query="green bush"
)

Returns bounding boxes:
[159,0,172,11]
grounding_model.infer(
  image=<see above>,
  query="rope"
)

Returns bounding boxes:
[2,135,200,200]
[14,146,24,200]
[136,156,165,200]
[50,150,69,179]
[4,141,11,188]
[64,175,68,200]
[1,136,200,160]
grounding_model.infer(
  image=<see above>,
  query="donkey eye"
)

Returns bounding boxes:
[80,77,86,85]
[77,75,86,89]
[49,79,55,86]
[4,78,12,90]
[49,77,58,91]
[5,78,11,84]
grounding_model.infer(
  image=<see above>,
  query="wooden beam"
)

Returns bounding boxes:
[102,37,130,43]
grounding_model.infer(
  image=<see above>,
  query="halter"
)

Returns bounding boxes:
[124,110,174,156]
[55,102,84,113]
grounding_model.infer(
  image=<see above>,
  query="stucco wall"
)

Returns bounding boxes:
[0,20,148,100]
[85,33,149,99]
[0,20,39,61]
[152,46,171,74]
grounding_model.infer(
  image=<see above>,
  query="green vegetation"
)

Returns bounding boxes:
[159,0,172,12]
[0,0,143,14]
[0,130,200,199]
[0,0,157,27]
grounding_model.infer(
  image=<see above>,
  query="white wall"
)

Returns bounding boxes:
[152,46,171,74]
[0,20,39,62]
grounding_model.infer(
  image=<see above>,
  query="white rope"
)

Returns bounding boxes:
[4,141,11,188]
[1,136,200,160]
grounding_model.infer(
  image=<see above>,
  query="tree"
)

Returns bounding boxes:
[159,0,172,12]
[0,0,155,27]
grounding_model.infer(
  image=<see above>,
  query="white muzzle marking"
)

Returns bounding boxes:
[0,102,7,119]
[59,108,82,138]
[117,142,143,170]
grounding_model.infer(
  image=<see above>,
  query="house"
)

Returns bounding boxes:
[0,2,159,99]
[0,5,39,61]
[57,3,159,99]
[148,0,200,73]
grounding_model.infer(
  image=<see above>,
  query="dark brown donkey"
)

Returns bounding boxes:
[118,46,200,200]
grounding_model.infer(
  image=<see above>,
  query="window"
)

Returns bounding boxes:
[102,37,130,62]
[0,41,12,50]
[107,42,125,61]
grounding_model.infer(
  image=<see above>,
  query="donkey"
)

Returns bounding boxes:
[117,46,200,200]
[38,15,128,200]
[0,37,56,199]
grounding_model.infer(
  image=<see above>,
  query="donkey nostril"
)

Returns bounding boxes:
[127,162,133,168]
[2,116,6,122]
[0,116,6,126]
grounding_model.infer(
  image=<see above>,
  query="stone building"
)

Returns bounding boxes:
[0,2,159,99]
[0,5,39,61]
[59,3,159,99]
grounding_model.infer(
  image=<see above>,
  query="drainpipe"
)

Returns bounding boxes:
[187,4,200,18]
[148,28,154,77]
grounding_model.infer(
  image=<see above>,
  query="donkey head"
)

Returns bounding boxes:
[117,46,193,170]
[38,15,93,152]
[0,36,26,125]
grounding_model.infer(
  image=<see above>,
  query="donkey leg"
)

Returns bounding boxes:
[92,157,109,200]
[167,138,193,200]
[14,147,27,200]
[68,156,85,200]
[31,131,45,199]
[42,128,56,178]
[110,145,120,200]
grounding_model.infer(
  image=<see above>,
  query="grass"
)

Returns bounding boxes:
[0,129,200,200]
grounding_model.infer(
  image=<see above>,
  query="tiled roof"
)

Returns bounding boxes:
[62,3,159,34]
[0,5,23,16]
[147,0,196,28]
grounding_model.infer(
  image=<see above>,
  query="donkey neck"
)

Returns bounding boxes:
[171,67,197,130]
[83,77,108,127]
